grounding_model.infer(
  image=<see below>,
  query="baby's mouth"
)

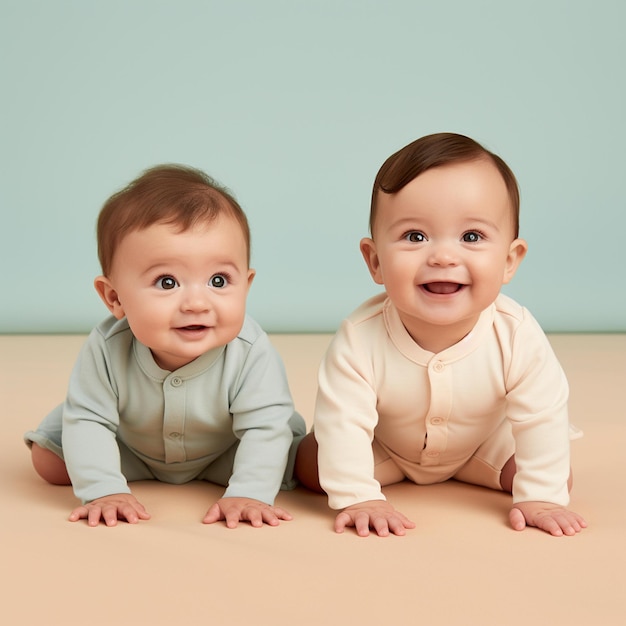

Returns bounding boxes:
[422,282,464,295]
[179,325,208,331]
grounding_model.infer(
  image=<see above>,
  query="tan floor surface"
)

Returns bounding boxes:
[1,333,625,625]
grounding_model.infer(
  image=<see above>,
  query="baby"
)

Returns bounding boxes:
[295,133,587,537]
[26,164,305,528]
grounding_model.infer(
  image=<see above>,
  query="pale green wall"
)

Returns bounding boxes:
[1,0,624,333]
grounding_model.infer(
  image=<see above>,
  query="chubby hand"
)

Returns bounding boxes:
[69,493,151,527]
[335,500,416,537]
[202,497,293,529]
[510,501,587,536]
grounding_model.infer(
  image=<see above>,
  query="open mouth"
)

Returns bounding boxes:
[177,325,209,332]
[421,282,464,295]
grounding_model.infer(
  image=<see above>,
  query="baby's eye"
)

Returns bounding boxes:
[405,231,426,243]
[462,231,482,243]
[156,275,178,290]
[209,274,229,289]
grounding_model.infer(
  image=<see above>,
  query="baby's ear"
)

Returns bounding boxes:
[94,276,125,319]
[360,237,384,285]
[503,238,528,285]
[246,268,256,290]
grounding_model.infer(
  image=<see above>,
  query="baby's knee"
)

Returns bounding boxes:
[31,444,71,485]
[294,432,323,493]
[499,455,574,494]
[499,455,516,493]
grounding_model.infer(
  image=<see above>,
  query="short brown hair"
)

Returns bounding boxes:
[97,164,251,275]
[370,133,520,237]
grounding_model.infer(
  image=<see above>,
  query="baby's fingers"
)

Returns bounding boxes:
[386,512,416,536]
[335,503,415,537]
[258,505,293,527]
[68,505,89,523]
[509,507,527,531]
[202,502,222,525]
[206,498,292,529]
[334,511,356,534]
[269,505,293,522]
[241,504,291,528]
[335,511,390,537]
[247,506,275,528]
[540,511,587,537]
[536,514,565,537]
[67,504,108,527]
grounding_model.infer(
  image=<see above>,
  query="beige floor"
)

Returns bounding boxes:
[1,333,625,625]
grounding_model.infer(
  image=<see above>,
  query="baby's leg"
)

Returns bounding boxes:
[371,439,405,487]
[294,432,323,493]
[499,455,516,493]
[25,403,70,485]
[454,421,515,491]
[294,433,406,493]
[499,455,573,493]
[31,443,71,485]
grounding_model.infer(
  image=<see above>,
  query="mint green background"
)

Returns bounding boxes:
[2,0,624,333]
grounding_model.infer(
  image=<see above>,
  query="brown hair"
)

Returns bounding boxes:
[370,133,520,237]
[97,164,251,275]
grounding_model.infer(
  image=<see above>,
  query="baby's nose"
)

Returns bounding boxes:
[428,243,459,266]
[181,286,211,312]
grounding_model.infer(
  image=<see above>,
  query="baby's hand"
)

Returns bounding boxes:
[202,497,293,529]
[69,493,151,527]
[335,500,416,537]
[509,502,587,536]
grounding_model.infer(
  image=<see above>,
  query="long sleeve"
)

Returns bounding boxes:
[315,319,385,510]
[501,311,571,506]
[62,328,130,503]
[225,332,302,504]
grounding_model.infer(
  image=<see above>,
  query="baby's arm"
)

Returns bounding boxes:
[69,493,151,527]
[315,322,413,536]
[62,330,141,521]
[509,502,587,537]
[206,332,304,527]
[506,312,586,536]
[335,500,416,537]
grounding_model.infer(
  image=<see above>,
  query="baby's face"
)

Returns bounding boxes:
[361,158,527,352]
[101,215,254,371]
